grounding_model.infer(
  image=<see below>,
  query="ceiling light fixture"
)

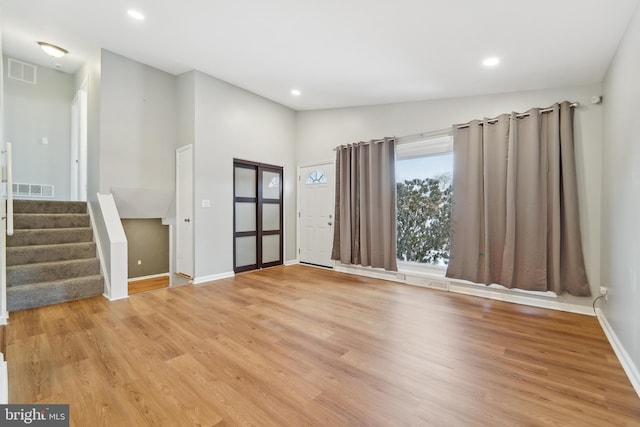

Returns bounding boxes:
[482,57,500,67]
[291,89,301,96]
[37,41,68,58]
[127,9,145,20]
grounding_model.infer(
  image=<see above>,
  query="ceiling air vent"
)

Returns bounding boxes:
[8,58,37,84]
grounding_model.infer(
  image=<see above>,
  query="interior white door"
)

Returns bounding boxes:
[298,162,335,267]
[70,94,79,201]
[70,85,88,201]
[78,86,88,201]
[176,145,194,278]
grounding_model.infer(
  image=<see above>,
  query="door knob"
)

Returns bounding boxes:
[184,218,191,223]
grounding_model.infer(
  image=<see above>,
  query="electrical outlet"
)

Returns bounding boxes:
[137,260,142,265]
[600,286,608,301]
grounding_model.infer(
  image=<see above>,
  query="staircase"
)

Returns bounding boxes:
[6,200,104,311]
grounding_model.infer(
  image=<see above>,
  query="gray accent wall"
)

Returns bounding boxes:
[121,219,169,278]
[296,84,604,307]
[602,2,640,382]
[4,56,73,200]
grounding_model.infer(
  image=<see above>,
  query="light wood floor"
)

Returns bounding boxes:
[7,265,640,426]
[128,276,170,295]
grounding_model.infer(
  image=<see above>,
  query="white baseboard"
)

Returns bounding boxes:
[449,283,594,316]
[193,271,235,284]
[284,260,299,266]
[596,308,640,398]
[334,263,594,316]
[0,315,7,326]
[104,293,128,301]
[335,264,405,282]
[128,273,170,282]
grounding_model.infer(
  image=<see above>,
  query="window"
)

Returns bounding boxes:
[396,135,453,266]
[306,170,327,185]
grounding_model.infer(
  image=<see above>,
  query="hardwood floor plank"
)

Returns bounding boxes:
[128,276,170,295]
[6,265,640,426]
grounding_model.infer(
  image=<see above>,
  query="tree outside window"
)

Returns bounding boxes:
[396,140,453,266]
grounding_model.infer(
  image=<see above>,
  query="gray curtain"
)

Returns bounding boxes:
[332,137,398,271]
[446,102,590,296]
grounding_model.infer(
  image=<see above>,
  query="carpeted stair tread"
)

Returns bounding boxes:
[6,200,104,312]
[7,258,100,287]
[7,242,97,266]
[13,213,90,230]
[7,228,93,247]
[13,200,87,214]
[6,275,104,311]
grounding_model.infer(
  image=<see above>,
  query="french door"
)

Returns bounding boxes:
[233,159,283,273]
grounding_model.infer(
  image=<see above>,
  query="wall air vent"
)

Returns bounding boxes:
[7,58,37,84]
[12,183,54,198]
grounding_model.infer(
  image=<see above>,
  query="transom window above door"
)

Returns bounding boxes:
[306,170,327,185]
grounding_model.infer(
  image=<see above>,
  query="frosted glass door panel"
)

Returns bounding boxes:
[262,235,280,264]
[235,167,256,198]
[235,202,256,232]
[262,171,281,200]
[262,204,280,231]
[235,236,256,267]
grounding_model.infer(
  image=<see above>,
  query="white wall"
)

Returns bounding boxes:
[3,56,73,200]
[192,71,296,278]
[99,50,177,204]
[177,71,195,150]
[296,84,603,305]
[602,2,640,380]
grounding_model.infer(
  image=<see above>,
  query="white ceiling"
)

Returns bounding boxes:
[1,0,638,110]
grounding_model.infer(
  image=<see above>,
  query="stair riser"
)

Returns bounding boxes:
[7,243,97,266]
[7,277,104,311]
[14,214,90,230]
[13,200,87,214]
[7,229,93,247]
[8,259,100,287]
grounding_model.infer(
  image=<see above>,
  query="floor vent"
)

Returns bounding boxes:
[7,58,37,84]
[405,274,450,291]
[12,183,54,198]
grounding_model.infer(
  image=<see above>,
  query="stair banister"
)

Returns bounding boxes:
[1,142,13,323]
[5,143,13,236]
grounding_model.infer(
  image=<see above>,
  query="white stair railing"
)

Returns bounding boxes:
[0,142,12,403]
[1,143,13,317]
[4,142,13,235]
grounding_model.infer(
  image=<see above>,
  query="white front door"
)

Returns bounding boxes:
[298,162,335,267]
[176,145,194,278]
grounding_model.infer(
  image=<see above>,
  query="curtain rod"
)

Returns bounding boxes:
[396,128,452,144]
[333,137,394,151]
[456,102,579,130]
[334,128,452,151]
[333,102,579,151]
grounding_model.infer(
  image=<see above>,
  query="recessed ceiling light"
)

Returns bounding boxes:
[291,89,301,96]
[37,41,68,58]
[483,57,500,67]
[127,9,145,20]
